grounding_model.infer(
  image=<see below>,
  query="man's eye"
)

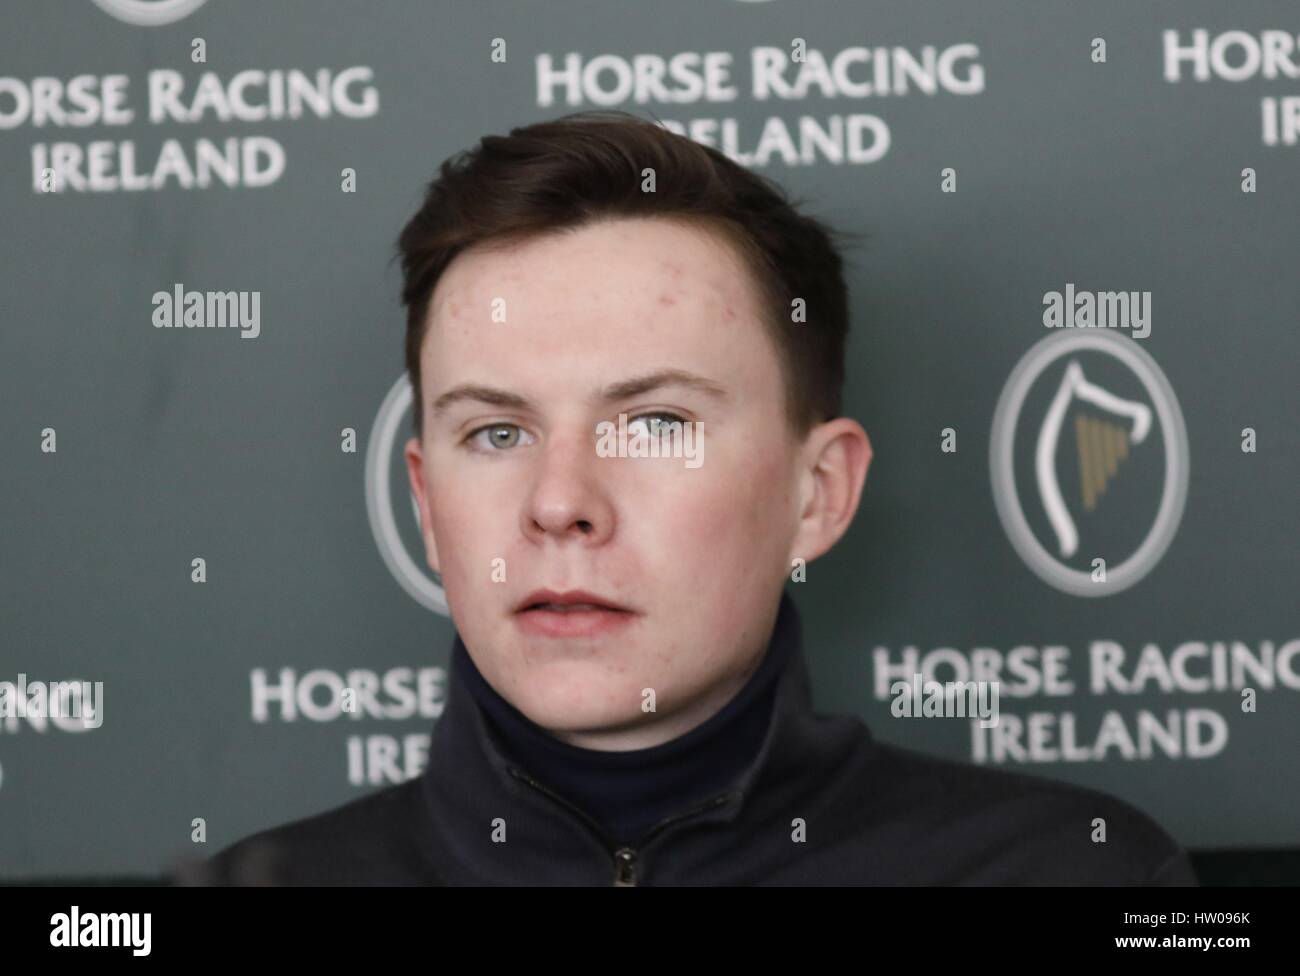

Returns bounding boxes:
[467,423,532,451]
[626,412,688,437]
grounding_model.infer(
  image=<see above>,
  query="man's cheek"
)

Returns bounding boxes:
[718,473,792,574]
[430,506,484,581]
[667,478,764,566]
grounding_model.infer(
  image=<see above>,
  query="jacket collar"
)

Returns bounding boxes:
[415,591,868,883]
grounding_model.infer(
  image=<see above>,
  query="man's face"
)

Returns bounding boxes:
[405,216,824,747]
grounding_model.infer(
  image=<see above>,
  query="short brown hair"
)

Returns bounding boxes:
[397,110,859,439]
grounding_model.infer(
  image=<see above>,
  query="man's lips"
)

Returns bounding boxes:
[525,603,618,613]
[513,590,638,638]
[514,589,633,614]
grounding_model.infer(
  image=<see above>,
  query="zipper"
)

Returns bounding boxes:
[612,847,638,886]
[507,766,739,886]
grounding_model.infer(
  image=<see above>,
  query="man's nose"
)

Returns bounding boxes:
[520,427,615,546]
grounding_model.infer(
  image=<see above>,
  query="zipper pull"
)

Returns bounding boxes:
[612,847,638,886]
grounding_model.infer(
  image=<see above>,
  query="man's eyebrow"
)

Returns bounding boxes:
[430,369,729,418]
[431,385,532,416]
[598,369,730,403]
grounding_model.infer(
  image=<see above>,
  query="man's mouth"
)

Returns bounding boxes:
[513,590,638,638]
[525,602,621,613]
[514,589,633,614]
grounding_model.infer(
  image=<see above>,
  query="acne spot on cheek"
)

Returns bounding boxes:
[657,293,677,307]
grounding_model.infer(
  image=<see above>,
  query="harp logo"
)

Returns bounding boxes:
[90,0,209,26]
[990,331,1189,597]
[364,375,449,616]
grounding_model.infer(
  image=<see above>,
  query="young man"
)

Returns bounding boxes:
[197,111,1196,885]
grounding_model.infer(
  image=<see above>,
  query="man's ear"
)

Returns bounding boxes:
[404,435,442,575]
[788,417,872,566]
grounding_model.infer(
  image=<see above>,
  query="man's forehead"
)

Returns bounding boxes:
[428,216,762,328]
[417,217,784,407]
